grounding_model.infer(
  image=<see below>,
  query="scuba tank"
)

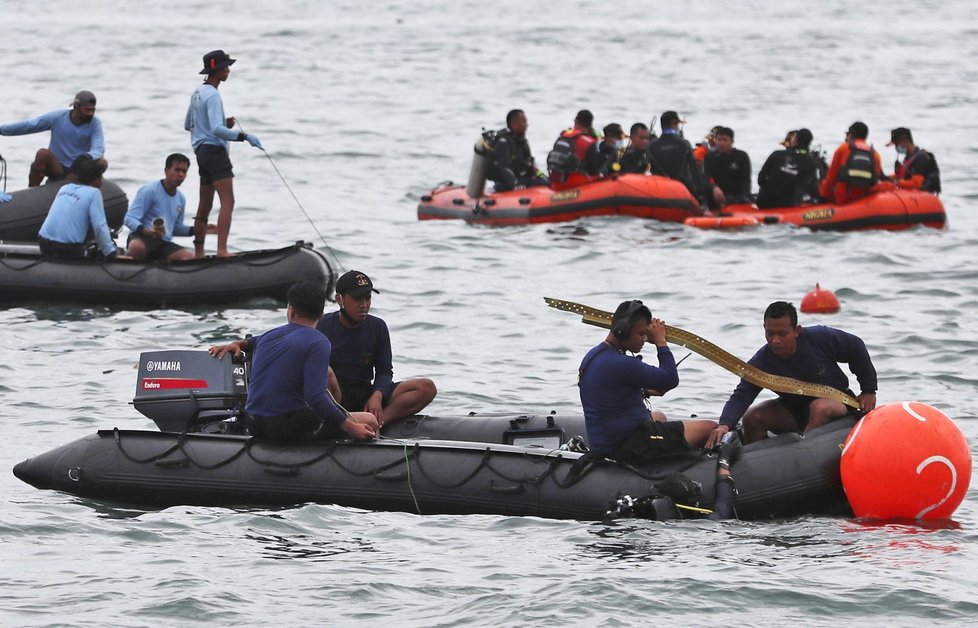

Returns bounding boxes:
[465,130,495,198]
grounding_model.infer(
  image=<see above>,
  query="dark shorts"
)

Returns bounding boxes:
[337,378,401,412]
[247,408,343,442]
[779,389,856,431]
[127,232,185,260]
[195,144,234,186]
[38,237,85,259]
[608,420,689,464]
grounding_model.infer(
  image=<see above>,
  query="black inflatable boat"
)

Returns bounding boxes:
[12,350,855,520]
[0,179,128,240]
[0,241,335,307]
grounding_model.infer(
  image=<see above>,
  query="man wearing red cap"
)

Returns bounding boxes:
[0,90,107,187]
[318,270,437,427]
[185,50,263,258]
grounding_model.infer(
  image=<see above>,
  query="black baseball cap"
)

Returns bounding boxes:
[335,270,379,297]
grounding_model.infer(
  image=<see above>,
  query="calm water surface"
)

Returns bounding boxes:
[2,1,977,625]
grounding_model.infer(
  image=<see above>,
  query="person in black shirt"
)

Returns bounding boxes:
[887,127,941,194]
[756,128,822,208]
[703,126,752,208]
[487,109,548,192]
[647,110,706,205]
[618,122,652,174]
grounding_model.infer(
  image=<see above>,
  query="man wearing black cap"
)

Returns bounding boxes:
[184,50,263,258]
[819,121,883,205]
[546,110,603,189]
[648,110,707,207]
[317,270,437,427]
[596,123,627,176]
[0,90,107,187]
[756,128,823,208]
[887,127,941,194]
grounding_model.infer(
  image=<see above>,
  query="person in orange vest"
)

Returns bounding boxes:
[546,110,602,189]
[887,127,941,193]
[818,121,883,205]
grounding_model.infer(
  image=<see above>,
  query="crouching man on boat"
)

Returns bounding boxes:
[578,300,716,464]
[37,156,122,260]
[706,301,878,448]
[123,153,211,262]
[318,270,437,428]
[209,280,378,442]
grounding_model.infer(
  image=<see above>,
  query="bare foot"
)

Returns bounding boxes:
[216,250,235,258]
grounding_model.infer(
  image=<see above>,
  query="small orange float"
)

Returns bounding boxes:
[800,283,841,313]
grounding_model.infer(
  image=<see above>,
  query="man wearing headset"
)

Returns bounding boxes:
[578,300,716,463]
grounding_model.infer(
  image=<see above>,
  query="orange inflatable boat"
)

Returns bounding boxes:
[417,174,703,226]
[685,188,945,232]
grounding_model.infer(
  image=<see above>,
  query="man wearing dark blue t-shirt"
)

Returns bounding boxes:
[209,280,377,442]
[578,300,716,462]
[707,301,878,447]
[317,270,436,427]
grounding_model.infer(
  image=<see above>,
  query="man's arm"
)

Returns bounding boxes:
[0,110,57,136]
[88,117,105,160]
[87,192,117,257]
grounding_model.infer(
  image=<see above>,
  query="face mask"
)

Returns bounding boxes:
[895,145,907,156]
[614,139,624,151]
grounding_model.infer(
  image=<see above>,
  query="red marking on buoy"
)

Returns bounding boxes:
[800,283,840,313]
[841,402,972,520]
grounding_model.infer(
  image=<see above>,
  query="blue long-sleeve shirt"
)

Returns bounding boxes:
[38,183,115,256]
[719,325,878,429]
[184,84,237,150]
[123,180,193,241]
[244,323,347,427]
[0,109,105,168]
[316,312,395,399]
[579,342,680,455]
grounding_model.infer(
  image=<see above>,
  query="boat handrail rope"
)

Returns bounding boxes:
[544,297,859,409]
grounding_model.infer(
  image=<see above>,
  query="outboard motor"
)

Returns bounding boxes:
[465,130,495,199]
[133,350,248,433]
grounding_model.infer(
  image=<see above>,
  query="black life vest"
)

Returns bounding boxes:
[547,129,583,174]
[839,142,878,188]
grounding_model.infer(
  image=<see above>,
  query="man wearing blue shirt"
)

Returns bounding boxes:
[37,156,118,259]
[318,270,437,427]
[578,300,716,462]
[707,301,878,447]
[184,50,263,258]
[209,281,377,442]
[124,153,207,261]
[0,90,107,187]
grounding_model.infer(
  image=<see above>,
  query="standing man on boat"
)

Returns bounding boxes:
[37,156,119,259]
[703,127,752,208]
[819,121,883,205]
[647,111,707,207]
[487,109,548,192]
[578,300,716,463]
[318,270,437,427]
[756,128,822,208]
[208,281,378,442]
[123,153,212,261]
[617,123,652,174]
[547,110,603,189]
[0,90,107,187]
[887,127,941,194]
[185,50,263,258]
[706,301,878,448]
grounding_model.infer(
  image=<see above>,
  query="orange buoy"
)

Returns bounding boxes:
[841,402,972,520]
[800,283,840,313]
[684,215,760,229]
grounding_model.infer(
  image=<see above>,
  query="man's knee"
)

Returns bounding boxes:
[126,239,147,259]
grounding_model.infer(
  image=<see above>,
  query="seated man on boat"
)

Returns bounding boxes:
[596,122,626,176]
[647,111,708,207]
[617,123,652,174]
[486,109,549,192]
[319,270,437,427]
[755,128,822,208]
[209,280,378,442]
[578,300,716,464]
[707,301,878,447]
[819,121,883,205]
[887,127,941,194]
[703,126,752,208]
[692,125,721,167]
[123,153,212,262]
[37,156,121,260]
[546,110,603,190]
[0,90,107,187]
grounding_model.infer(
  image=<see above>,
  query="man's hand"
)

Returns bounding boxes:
[209,343,242,359]
[858,393,877,413]
[649,318,667,347]
[365,391,386,426]
[341,415,377,440]
[705,424,730,450]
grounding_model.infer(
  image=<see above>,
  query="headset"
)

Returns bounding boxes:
[611,300,649,341]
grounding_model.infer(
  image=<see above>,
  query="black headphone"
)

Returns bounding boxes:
[611,300,647,341]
